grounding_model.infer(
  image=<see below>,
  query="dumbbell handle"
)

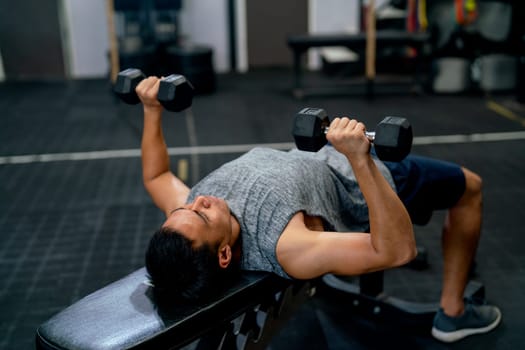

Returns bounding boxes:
[322,127,376,141]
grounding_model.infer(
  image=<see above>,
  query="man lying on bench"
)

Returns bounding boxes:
[136,76,500,343]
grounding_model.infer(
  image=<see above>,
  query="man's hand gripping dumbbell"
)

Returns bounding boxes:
[113,68,194,112]
[292,107,413,161]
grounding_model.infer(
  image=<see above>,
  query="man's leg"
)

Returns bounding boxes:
[432,167,501,343]
[440,168,482,316]
[382,155,501,342]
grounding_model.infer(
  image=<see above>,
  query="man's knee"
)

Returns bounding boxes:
[459,167,483,206]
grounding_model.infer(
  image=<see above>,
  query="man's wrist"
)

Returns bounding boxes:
[143,106,163,118]
[347,153,372,170]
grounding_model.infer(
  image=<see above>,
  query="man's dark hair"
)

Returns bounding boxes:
[145,226,238,304]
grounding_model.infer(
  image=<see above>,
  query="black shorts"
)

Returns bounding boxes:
[382,155,466,225]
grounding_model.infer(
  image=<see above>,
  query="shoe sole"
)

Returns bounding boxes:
[431,307,501,343]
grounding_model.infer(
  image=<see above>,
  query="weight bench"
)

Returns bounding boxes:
[35,267,314,350]
[286,30,431,98]
[36,264,486,349]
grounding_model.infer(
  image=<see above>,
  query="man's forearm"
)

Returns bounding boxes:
[141,108,170,182]
[350,155,416,265]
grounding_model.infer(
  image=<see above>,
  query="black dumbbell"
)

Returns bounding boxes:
[113,68,194,112]
[157,74,194,112]
[113,68,145,104]
[292,107,413,162]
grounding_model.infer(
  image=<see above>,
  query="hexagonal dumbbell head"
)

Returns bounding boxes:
[292,108,330,152]
[157,74,194,112]
[373,116,413,162]
[113,68,146,105]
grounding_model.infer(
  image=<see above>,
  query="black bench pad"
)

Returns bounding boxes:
[36,268,295,350]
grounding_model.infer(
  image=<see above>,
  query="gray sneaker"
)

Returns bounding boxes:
[431,301,501,342]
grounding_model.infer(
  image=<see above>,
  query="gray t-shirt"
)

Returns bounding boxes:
[187,147,395,278]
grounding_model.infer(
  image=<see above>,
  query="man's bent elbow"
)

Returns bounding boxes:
[395,230,418,267]
[382,245,417,269]
[396,242,418,267]
[380,230,417,268]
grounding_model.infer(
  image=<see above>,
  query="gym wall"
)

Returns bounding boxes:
[178,0,230,73]
[0,0,231,80]
[0,0,368,80]
[246,0,308,68]
[0,0,66,80]
[62,0,110,78]
[308,0,361,70]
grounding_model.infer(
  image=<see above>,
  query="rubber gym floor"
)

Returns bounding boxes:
[1,69,524,350]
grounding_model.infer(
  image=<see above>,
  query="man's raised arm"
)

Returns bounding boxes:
[329,117,416,268]
[277,117,416,279]
[136,77,190,216]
